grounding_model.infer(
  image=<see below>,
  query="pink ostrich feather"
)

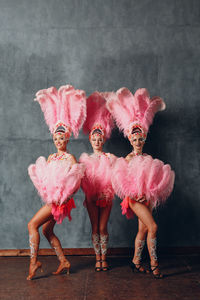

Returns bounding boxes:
[106,87,166,136]
[35,87,58,133]
[83,92,115,139]
[106,89,134,135]
[79,152,115,206]
[28,156,85,206]
[111,155,175,219]
[35,85,87,137]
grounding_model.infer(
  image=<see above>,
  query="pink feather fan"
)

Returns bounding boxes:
[106,87,166,137]
[83,92,115,139]
[35,84,87,137]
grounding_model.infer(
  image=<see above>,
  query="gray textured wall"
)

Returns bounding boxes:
[0,0,200,250]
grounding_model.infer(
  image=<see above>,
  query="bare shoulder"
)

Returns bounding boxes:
[125,153,133,162]
[67,154,77,165]
[109,153,118,161]
[47,154,53,162]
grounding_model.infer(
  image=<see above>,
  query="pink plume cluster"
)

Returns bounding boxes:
[83,92,115,139]
[35,85,87,137]
[106,87,166,136]
[112,155,175,218]
[79,153,116,207]
[28,156,85,223]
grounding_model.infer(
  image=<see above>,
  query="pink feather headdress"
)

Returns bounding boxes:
[35,84,87,138]
[83,92,114,140]
[106,87,166,140]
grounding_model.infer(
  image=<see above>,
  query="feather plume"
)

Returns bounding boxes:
[83,92,114,139]
[35,85,86,137]
[106,87,165,137]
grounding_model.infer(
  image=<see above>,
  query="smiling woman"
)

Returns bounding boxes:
[106,87,175,279]
[53,133,69,151]
[79,92,116,272]
[27,85,86,280]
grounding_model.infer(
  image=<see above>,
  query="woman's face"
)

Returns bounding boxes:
[53,133,68,151]
[130,133,145,152]
[90,133,104,151]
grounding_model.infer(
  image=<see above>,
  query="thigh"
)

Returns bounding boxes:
[129,201,155,229]
[85,200,100,228]
[30,204,54,229]
[99,205,112,229]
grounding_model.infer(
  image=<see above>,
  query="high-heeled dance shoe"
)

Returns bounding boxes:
[101,260,110,272]
[130,261,146,274]
[95,260,102,272]
[52,260,71,275]
[27,261,43,280]
[150,265,163,279]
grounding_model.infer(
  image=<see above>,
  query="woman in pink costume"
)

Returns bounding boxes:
[107,88,175,279]
[79,92,115,271]
[27,85,86,280]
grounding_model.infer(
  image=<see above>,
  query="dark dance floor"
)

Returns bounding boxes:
[0,255,200,300]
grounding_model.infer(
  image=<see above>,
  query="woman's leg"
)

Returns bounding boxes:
[99,205,112,270]
[27,204,53,280]
[145,204,161,275]
[132,219,148,272]
[129,201,162,277]
[42,219,70,275]
[86,201,101,270]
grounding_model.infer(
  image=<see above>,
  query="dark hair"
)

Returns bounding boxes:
[55,126,66,133]
[92,128,102,135]
[131,127,142,135]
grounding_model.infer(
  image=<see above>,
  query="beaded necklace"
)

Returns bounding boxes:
[93,151,106,157]
[49,152,70,162]
[132,151,143,156]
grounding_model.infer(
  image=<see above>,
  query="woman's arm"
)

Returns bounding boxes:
[68,154,77,165]
[47,154,53,163]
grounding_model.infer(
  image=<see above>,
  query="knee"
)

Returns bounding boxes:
[139,226,148,236]
[42,227,53,239]
[99,225,108,235]
[27,220,36,233]
[42,227,48,238]
[148,222,158,235]
[91,225,99,235]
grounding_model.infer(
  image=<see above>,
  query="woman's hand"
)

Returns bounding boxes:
[135,195,146,203]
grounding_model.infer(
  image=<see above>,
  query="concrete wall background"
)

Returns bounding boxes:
[0,0,200,249]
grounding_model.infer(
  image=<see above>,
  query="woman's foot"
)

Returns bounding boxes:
[130,260,146,273]
[101,260,109,271]
[52,260,71,275]
[150,265,163,279]
[95,260,102,272]
[27,261,43,280]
